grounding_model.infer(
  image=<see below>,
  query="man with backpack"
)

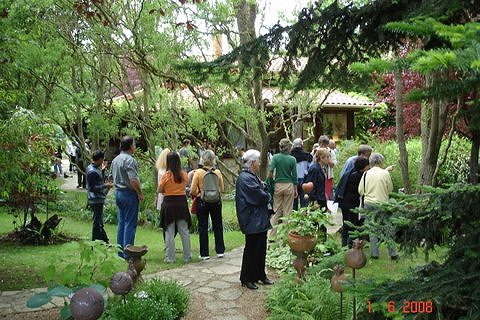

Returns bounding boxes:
[190,150,225,260]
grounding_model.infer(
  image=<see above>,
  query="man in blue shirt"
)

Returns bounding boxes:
[110,136,144,258]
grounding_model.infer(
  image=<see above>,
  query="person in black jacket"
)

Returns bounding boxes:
[236,149,273,290]
[291,138,312,210]
[304,148,330,209]
[340,157,370,247]
[87,150,113,242]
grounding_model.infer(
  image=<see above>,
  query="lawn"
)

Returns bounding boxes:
[0,193,244,291]
[0,189,447,293]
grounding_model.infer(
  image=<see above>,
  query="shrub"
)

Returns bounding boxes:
[369,135,471,190]
[266,273,363,320]
[102,279,189,320]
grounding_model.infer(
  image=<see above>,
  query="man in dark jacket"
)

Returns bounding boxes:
[87,150,113,242]
[236,149,273,290]
[291,138,312,210]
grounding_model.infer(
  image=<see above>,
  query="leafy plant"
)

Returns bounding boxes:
[102,279,189,320]
[266,273,363,320]
[0,111,63,243]
[279,205,331,237]
[43,240,123,287]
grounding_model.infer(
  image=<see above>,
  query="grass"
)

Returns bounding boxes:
[0,192,244,291]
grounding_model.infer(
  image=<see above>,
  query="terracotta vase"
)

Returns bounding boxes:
[344,239,367,269]
[287,232,317,252]
[331,265,348,293]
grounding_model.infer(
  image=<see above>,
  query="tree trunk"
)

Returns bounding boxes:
[418,74,449,187]
[394,69,411,193]
[236,0,270,179]
[469,129,480,183]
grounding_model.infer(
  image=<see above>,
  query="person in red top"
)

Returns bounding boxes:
[158,152,192,263]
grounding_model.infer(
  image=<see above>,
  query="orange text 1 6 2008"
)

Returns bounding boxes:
[367,300,434,314]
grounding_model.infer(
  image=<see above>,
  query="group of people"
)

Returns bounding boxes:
[84,134,398,293]
[267,136,398,260]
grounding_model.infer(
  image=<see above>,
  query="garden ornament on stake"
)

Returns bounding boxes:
[283,205,328,281]
[331,265,348,320]
[70,287,105,320]
[344,239,367,320]
[109,272,133,304]
[124,244,148,284]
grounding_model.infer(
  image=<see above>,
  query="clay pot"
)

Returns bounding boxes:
[109,272,133,295]
[70,287,104,320]
[344,239,367,269]
[330,265,348,293]
[301,182,314,194]
[287,232,317,252]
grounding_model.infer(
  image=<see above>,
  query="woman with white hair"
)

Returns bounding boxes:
[236,149,273,290]
[358,152,398,260]
[190,149,225,260]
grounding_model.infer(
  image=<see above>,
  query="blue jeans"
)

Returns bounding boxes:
[115,189,139,258]
[293,178,308,211]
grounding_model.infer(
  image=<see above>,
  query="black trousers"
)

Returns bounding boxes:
[240,231,267,283]
[197,200,225,257]
[91,203,109,243]
[341,206,362,247]
[77,160,86,188]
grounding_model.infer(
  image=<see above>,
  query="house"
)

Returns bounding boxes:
[262,87,376,145]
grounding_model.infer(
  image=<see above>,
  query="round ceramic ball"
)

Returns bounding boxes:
[301,182,314,194]
[70,288,104,320]
[109,272,133,295]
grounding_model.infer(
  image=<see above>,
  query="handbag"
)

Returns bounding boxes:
[190,196,199,215]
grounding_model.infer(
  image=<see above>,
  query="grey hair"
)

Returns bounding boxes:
[358,144,373,156]
[242,149,261,168]
[318,135,330,146]
[369,152,384,167]
[202,149,216,166]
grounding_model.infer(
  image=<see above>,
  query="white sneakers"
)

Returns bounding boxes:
[199,254,224,260]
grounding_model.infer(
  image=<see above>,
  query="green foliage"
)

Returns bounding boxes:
[44,240,122,287]
[356,184,480,319]
[279,205,330,237]
[0,109,61,232]
[102,279,189,320]
[266,273,362,320]
[267,206,340,273]
[368,136,471,190]
[266,244,293,273]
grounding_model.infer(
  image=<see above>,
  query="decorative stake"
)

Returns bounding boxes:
[344,239,367,320]
[331,265,348,320]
